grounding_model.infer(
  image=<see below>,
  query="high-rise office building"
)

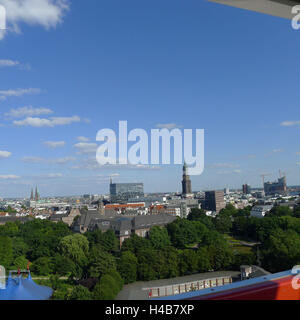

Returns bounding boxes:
[110,180,144,203]
[242,184,251,194]
[182,163,192,197]
[204,190,225,213]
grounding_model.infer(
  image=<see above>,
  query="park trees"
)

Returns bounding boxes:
[260,229,300,273]
[0,221,19,237]
[201,231,233,270]
[219,204,238,217]
[59,233,89,278]
[31,257,53,275]
[117,251,138,284]
[214,214,232,234]
[167,219,208,248]
[59,234,89,266]
[197,247,211,272]
[12,256,28,270]
[159,246,180,278]
[148,226,171,249]
[93,271,123,300]
[12,237,29,259]
[268,206,293,218]
[52,254,76,276]
[121,233,152,255]
[136,248,160,281]
[68,285,93,300]
[0,236,13,269]
[294,205,300,218]
[88,245,117,278]
[86,229,119,253]
[179,250,199,275]
[187,208,207,221]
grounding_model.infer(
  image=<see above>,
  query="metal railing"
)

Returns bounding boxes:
[146,276,232,298]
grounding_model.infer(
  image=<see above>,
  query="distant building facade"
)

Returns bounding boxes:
[73,211,176,247]
[250,205,273,218]
[0,216,33,225]
[204,190,225,213]
[110,181,144,203]
[242,184,251,194]
[264,177,287,196]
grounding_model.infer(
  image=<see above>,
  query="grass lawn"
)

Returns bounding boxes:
[224,234,255,255]
[231,245,252,254]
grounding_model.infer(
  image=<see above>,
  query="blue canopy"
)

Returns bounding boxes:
[0,272,53,300]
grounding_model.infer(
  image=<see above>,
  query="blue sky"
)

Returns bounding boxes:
[0,0,299,197]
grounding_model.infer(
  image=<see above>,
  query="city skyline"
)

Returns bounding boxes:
[0,0,300,197]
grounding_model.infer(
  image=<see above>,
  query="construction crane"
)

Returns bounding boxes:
[260,173,271,195]
[260,174,270,186]
[279,170,287,178]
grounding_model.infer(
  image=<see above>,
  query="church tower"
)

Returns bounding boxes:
[34,186,39,201]
[30,189,34,201]
[182,162,192,197]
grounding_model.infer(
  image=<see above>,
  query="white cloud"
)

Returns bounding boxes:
[77,136,90,142]
[22,156,44,163]
[156,123,183,129]
[71,157,161,171]
[22,156,75,164]
[47,173,63,178]
[264,148,284,158]
[50,156,75,164]
[0,59,30,70]
[0,88,41,100]
[208,162,240,169]
[233,169,242,174]
[0,59,20,67]
[0,175,20,179]
[14,115,81,127]
[0,0,70,40]
[74,142,98,154]
[43,141,65,148]
[5,106,53,118]
[217,169,242,175]
[272,149,284,153]
[0,150,11,158]
[280,121,300,127]
[83,118,91,124]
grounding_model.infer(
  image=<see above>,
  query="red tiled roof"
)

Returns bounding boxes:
[105,203,145,209]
